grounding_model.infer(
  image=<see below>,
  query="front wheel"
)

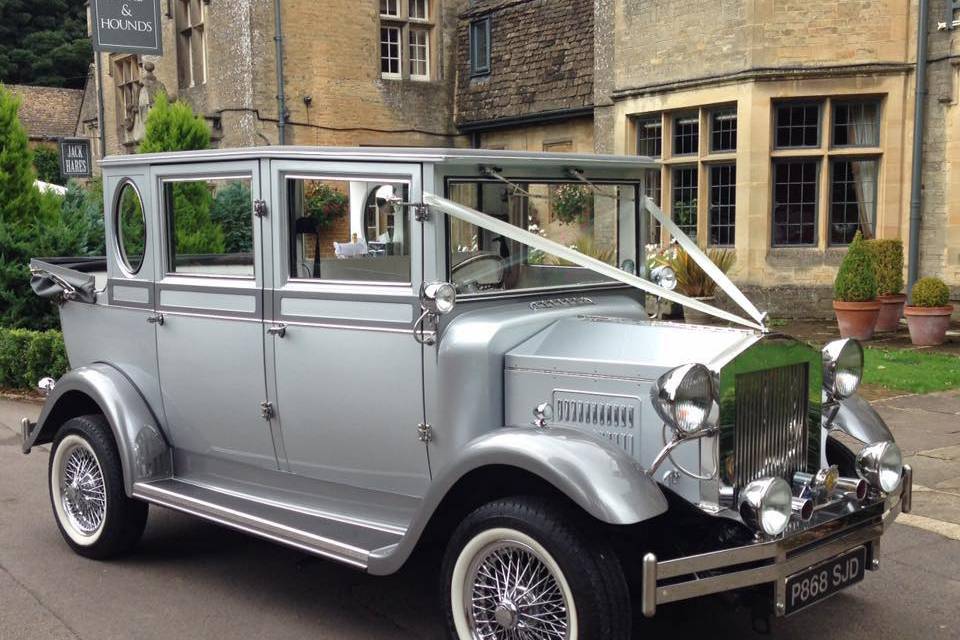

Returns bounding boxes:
[442,497,630,640]
[48,415,148,559]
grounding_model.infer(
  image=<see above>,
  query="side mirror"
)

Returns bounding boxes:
[414,282,456,345]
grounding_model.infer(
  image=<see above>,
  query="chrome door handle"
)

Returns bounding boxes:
[147,313,164,325]
[267,323,287,337]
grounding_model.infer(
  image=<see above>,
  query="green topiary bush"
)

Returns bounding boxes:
[865,239,904,296]
[834,232,878,302]
[910,277,951,308]
[0,328,68,390]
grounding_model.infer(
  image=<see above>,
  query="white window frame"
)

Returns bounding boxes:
[380,26,402,79]
[408,0,429,22]
[380,0,400,18]
[409,27,430,80]
[380,1,433,81]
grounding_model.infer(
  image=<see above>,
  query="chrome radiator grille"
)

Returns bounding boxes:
[732,362,810,488]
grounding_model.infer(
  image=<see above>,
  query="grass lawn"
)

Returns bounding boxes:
[863,348,960,394]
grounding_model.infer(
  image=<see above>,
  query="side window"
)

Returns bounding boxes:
[115,182,146,274]
[163,177,254,276]
[286,177,411,283]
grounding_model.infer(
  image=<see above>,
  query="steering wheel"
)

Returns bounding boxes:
[451,253,506,294]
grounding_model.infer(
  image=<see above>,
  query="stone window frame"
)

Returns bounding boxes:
[111,54,141,136]
[470,17,492,77]
[632,103,739,248]
[175,0,207,90]
[380,0,435,81]
[770,96,884,248]
[709,163,737,247]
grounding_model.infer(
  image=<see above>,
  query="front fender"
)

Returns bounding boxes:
[829,393,894,445]
[367,427,667,575]
[24,364,171,495]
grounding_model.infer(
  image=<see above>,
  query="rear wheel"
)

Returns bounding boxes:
[442,496,630,640]
[48,415,148,559]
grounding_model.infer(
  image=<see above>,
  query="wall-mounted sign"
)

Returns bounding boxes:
[59,139,93,178]
[91,0,163,54]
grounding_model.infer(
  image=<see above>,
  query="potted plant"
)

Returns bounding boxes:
[833,232,880,340]
[552,184,592,226]
[904,277,954,346]
[867,239,906,332]
[663,246,736,325]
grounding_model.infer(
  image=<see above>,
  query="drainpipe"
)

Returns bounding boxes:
[273,0,287,145]
[907,0,930,294]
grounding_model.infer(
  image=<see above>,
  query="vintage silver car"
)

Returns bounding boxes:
[24,147,911,639]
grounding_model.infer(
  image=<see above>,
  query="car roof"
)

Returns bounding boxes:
[99,145,660,171]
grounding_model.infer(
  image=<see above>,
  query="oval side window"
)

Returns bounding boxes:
[116,182,146,274]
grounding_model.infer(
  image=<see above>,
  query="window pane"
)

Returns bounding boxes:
[833,101,880,147]
[772,161,818,245]
[673,115,699,155]
[380,27,400,75]
[164,178,254,276]
[830,159,877,245]
[642,168,662,245]
[711,109,737,152]
[471,19,490,74]
[637,117,662,158]
[446,181,637,294]
[672,166,698,241]
[287,178,411,283]
[409,0,428,20]
[117,183,146,273]
[709,164,736,246]
[380,0,399,16]
[775,103,820,148]
[409,28,429,78]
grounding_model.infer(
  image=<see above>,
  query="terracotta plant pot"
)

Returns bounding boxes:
[875,293,907,332]
[904,305,954,346]
[833,300,881,341]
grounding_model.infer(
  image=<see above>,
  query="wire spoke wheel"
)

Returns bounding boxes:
[461,533,574,640]
[52,435,107,540]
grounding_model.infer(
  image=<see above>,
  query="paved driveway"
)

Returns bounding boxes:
[1,395,959,639]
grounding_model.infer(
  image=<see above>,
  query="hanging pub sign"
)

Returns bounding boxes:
[91,0,163,54]
[59,139,93,178]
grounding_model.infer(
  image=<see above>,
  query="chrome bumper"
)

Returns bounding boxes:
[641,465,913,617]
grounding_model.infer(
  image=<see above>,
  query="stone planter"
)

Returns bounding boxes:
[684,297,717,325]
[904,305,954,346]
[875,293,907,333]
[833,300,881,341]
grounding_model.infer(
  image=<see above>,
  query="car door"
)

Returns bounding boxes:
[153,161,279,471]
[266,159,430,501]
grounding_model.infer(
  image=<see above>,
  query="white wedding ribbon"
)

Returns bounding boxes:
[424,193,764,331]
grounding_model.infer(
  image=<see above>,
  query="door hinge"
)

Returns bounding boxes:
[254,200,268,217]
[413,204,430,222]
[260,401,275,420]
[417,422,433,442]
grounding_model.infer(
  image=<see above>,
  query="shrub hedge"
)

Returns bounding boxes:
[0,327,68,390]
[911,277,951,308]
[865,238,904,297]
[834,232,878,302]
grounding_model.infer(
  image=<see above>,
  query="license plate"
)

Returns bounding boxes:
[784,546,866,615]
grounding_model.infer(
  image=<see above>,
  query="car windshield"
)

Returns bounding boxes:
[432,176,765,330]
[445,180,641,295]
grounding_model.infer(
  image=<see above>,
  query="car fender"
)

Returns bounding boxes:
[829,393,894,445]
[367,426,667,575]
[23,363,171,495]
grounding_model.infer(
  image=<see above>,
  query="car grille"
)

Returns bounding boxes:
[732,362,810,489]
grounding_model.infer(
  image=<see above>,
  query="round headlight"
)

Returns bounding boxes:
[650,265,677,291]
[738,477,793,536]
[420,281,457,315]
[822,338,863,399]
[651,363,719,436]
[856,441,903,493]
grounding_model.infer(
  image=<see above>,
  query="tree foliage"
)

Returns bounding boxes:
[0,1,91,89]
[834,232,878,302]
[33,144,62,185]
[139,92,212,153]
[211,181,253,253]
[0,86,40,225]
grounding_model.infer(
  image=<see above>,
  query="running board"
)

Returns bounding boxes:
[132,479,404,569]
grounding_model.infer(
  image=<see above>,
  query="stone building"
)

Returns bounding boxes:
[593,0,959,315]
[6,84,85,148]
[94,0,463,154]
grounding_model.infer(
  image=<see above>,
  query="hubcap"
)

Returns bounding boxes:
[59,443,106,535]
[466,540,571,639]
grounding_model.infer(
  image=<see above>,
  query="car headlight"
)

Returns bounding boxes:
[649,265,677,291]
[822,338,863,400]
[856,441,903,493]
[651,363,719,436]
[738,477,793,536]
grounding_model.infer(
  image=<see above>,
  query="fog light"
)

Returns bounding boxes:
[856,442,903,493]
[738,477,792,536]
